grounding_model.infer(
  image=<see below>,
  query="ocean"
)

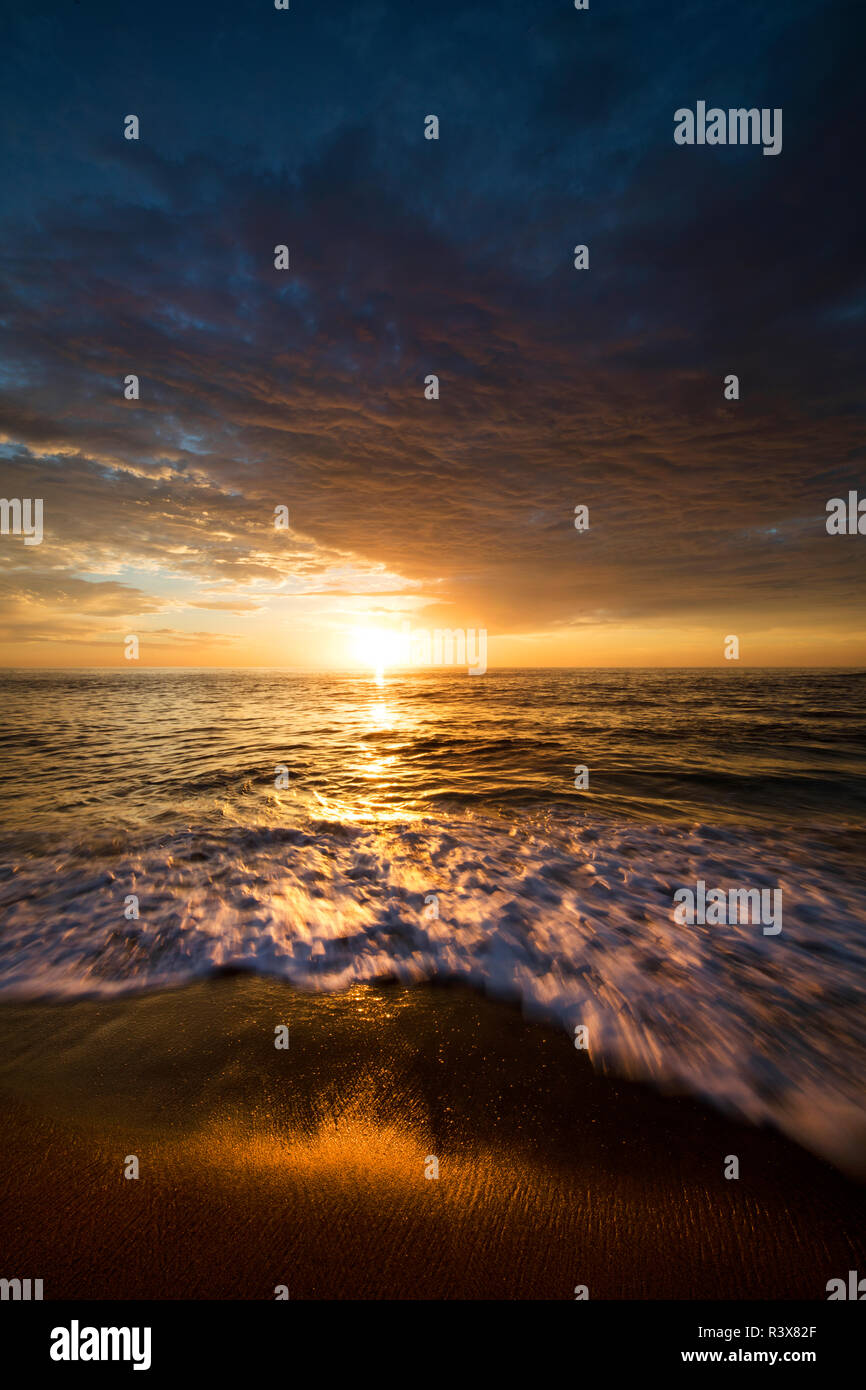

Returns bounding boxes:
[1,667,864,1171]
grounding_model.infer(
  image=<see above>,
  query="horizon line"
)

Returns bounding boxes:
[2,664,864,674]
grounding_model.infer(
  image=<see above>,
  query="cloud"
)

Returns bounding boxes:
[0,0,863,662]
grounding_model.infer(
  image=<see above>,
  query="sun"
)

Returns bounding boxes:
[350,626,405,681]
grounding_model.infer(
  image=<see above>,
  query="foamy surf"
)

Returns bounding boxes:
[1,809,864,1176]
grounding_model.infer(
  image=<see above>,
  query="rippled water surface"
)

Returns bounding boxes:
[1,667,864,1171]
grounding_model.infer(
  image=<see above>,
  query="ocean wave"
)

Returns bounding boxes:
[1,810,864,1175]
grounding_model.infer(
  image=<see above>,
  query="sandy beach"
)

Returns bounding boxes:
[0,976,862,1300]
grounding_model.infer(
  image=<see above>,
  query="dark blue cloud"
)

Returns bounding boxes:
[0,0,863,644]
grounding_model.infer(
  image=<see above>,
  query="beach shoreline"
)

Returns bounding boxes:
[0,976,862,1300]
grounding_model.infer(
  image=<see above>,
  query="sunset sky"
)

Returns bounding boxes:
[1,0,863,669]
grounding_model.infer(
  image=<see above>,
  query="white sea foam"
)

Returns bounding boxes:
[0,811,864,1174]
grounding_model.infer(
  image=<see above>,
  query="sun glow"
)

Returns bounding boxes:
[350,626,404,681]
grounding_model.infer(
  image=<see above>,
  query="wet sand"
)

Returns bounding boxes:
[0,976,862,1299]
